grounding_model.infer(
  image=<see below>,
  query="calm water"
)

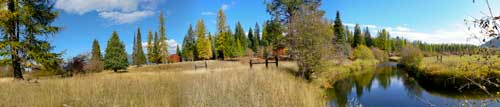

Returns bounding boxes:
[327,62,500,107]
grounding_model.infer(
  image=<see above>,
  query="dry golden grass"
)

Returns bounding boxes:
[0,61,325,107]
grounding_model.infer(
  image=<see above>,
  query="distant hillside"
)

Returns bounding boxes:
[481,37,500,48]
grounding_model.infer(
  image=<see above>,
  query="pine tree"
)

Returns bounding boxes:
[133,28,147,66]
[264,20,283,49]
[195,19,212,60]
[334,11,346,44]
[176,45,182,62]
[0,0,61,79]
[346,26,354,45]
[89,39,104,72]
[235,39,243,57]
[254,22,261,48]
[215,9,228,59]
[352,24,365,48]
[225,27,238,58]
[376,29,389,51]
[147,30,155,63]
[91,39,103,62]
[182,25,196,61]
[209,33,217,59]
[261,24,269,46]
[104,31,128,72]
[153,32,160,63]
[248,28,258,52]
[158,11,169,64]
[364,27,374,47]
[235,22,248,51]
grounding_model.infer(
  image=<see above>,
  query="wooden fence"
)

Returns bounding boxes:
[194,61,208,70]
[250,56,279,68]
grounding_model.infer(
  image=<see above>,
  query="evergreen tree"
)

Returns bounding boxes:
[176,45,182,62]
[89,39,104,72]
[235,22,248,51]
[91,39,103,62]
[254,22,261,48]
[216,9,229,59]
[364,27,374,47]
[104,31,128,72]
[334,11,346,44]
[235,39,243,57]
[153,32,160,63]
[248,28,259,52]
[352,24,365,48]
[195,19,212,60]
[264,20,284,49]
[376,29,390,51]
[182,25,196,61]
[132,28,147,66]
[147,31,155,63]
[158,12,169,63]
[225,27,238,58]
[0,0,61,79]
[261,24,269,46]
[209,33,217,59]
[346,26,354,45]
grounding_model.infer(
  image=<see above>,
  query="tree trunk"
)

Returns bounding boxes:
[8,0,23,80]
[114,69,117,72]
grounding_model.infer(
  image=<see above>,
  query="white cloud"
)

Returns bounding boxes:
[221,4,230,10]
[388,27,480,45]
[99,11,155,24]
[394,26,411,32]
[344,23,378,29]
[344,23,356,27]
[55,0,142,14]
[364,25,378,29]
[201,12,216,16]
[141,39,179,54]
[55,0,158,24]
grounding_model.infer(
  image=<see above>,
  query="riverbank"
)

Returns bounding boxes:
[0,61,325,107]
[408,55,500,91]
[314,59,379,88]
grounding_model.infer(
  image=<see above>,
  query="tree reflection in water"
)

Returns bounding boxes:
[326,62,500,107]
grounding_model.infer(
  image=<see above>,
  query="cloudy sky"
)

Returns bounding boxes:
[51,0,498,58]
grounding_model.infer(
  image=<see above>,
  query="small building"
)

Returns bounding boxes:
[168,54,181,63]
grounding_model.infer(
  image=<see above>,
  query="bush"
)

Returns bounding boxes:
[65,54,89,74]
[372,48,389,61]
[84,58,104,73]
[400,45,423,67]
[352,45,375,60]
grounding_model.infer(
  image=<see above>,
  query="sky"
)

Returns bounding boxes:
[51,0,500,58]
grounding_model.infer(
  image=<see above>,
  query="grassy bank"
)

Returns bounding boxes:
[0,61,325,107]
[314,59,379,88]
[410,55,500,90]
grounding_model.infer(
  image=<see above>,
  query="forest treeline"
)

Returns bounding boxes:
[0,0,480,80]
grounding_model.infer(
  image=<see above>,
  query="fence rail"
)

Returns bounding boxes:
[250,56,279,68]
[194,61,208,70]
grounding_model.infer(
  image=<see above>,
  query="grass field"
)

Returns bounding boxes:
[421,55,500,78]
[0,61,325,107]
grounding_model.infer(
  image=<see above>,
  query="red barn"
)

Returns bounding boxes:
[168,54,181,63]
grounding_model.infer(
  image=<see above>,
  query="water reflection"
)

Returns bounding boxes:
[327,62,500,107]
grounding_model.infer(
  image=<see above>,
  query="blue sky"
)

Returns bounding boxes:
[52,0,499,58]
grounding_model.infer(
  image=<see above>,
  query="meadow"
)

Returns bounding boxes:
[0,61,325,107]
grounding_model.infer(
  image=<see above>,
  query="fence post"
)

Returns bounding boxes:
[275,56,278,67]
[250,60,253,68]
[265,58,268,68]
